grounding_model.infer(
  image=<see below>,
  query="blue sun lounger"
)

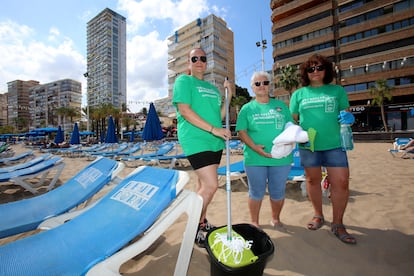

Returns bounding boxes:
[0,150,34,165]
[0,156,64,194]
[0,153,51,173]
[217,160,248,187]
[0,157,124,239]
[0,166,202,276]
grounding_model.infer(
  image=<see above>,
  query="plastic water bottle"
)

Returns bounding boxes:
[340,124,354,151]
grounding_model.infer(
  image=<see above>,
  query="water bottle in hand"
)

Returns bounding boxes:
[340,124,354,151]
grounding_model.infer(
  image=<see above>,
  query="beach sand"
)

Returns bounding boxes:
[1,142,413,275]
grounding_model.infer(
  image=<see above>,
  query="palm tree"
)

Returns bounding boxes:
[231,85,251,119]
[369,79,393,132]
[278,64,300,99]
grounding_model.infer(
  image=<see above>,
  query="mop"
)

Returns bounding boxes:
[207,79,258,268]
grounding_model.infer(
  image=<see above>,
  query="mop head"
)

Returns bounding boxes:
[208,226,258,268]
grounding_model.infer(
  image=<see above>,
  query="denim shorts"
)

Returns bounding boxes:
[186,150,222,170]
[299,147,349,168]
[245,165,291,201]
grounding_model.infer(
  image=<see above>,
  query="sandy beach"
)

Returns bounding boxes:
[1,141,413,275]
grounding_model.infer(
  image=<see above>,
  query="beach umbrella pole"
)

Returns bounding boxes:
[225,78,232,240]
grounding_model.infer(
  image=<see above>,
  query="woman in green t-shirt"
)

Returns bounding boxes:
[236,71,293,229]
[290,54,356,244]
[172,48,233,247]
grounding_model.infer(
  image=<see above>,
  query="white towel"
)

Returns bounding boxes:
[271,123,309,159]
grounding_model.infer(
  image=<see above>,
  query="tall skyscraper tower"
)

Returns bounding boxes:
[167,14,235,97]
[86,8,127,110]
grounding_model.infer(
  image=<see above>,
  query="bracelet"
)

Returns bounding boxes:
[209,125,214,133]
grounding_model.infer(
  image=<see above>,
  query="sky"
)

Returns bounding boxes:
[0,0,273,112]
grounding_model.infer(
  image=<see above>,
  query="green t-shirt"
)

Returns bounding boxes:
[236,98,293,166]
[289,84,350,151]
[172,74,225,155]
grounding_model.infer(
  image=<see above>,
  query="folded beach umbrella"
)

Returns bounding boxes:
[105,115,118,144]
[54,125,64,144]
[70,123,80,145]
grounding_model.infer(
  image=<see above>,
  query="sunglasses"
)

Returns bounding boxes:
[190,56,207,63]
[306,65,325,73]
[254,80,270,87]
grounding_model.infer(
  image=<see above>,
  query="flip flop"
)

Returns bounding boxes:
[331,224,357,245]
[307,215,325,230]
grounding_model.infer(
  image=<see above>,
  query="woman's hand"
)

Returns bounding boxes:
[211,127,232,140]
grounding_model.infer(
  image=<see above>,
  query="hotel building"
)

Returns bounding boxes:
[86,8,127,110]
[29,79,82,131]
[271,0,414,131]
[167,14,235,107]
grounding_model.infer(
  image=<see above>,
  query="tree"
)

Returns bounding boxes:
[230,84,251,122]
[369,79,393,132]
[278,64,300,99]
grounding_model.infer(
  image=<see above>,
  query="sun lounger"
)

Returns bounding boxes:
[0,166,203,276]
[217,160,248,187]
[88,143,129,157]
[121,142,175,167]
[0,157,124,239]
[388,148,414,159]
[0,153,51,173]
[0,150,34,165]
[141,153,188,169]
[0,156,64,194]
[287,147,307,196]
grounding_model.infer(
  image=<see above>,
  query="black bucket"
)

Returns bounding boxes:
[205,223,275,276]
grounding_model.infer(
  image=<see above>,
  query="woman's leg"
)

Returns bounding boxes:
[245,166,267,227]
[194,163,219,223]
[305,167,324,228]
[326,167,350,225]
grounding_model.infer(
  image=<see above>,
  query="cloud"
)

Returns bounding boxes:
[0,20,85,93]
[0,0,228,112]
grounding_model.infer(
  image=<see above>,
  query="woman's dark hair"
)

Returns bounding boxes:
[299,53,335,86]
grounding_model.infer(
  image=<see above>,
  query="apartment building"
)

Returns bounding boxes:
[7,80,39,131]
[271,0,414,131]
[29,79,82,131]
[167,14,235,103]
[0,93,7,127]
[86,8,127,110]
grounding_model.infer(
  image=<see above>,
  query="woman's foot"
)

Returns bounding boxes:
[331,224,357,245]
[307,215,325,230]
[270,220,283,228]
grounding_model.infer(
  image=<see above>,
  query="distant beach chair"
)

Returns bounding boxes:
[0,157,124,239]
[0,156,65,194]
[287,147,307,196]
[388,148,414,159]
[141,152,188,169]
[0,153,51,173]
[217,160,248,187]
[392,137,412,150]
[0,166,203,276]
[228,139,244,154]
[389,137,414,159]
[0,150,34,165]
[120,142,175,167]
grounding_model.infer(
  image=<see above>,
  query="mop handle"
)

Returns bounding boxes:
[224,77,232,240]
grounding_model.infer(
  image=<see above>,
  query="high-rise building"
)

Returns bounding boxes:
[86,8,127,110]
[0,93,8,127]
[167,14,235,100]
[271,0,414,131]
[7,80,39,131]
[29,79,82,131]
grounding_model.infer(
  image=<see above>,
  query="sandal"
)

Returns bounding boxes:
[198,218,215,232]
[331,224,357,245]
[307,215,325,230]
